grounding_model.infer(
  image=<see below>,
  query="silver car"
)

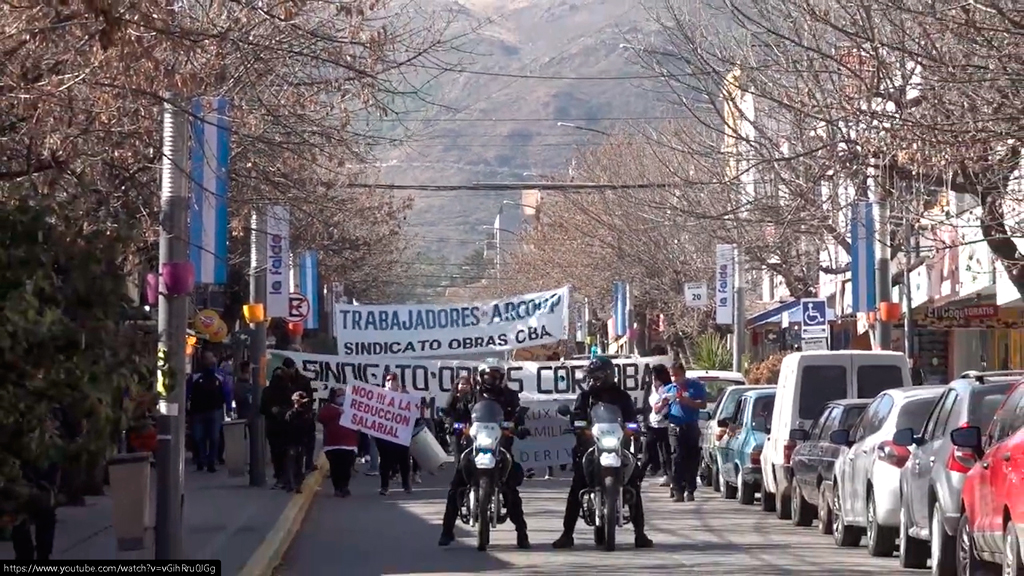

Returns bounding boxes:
[701,384,759,492]
[829,386,945,557]
[892,372,1018,574]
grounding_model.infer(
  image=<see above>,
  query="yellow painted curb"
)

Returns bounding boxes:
[238,452,328,576]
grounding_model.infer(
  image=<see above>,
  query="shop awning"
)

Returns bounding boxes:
[747,299,838,328]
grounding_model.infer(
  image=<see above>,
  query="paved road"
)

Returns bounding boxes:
[279,468,920,575]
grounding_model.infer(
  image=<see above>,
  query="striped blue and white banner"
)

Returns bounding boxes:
[850,200,877,313]
[291,251,320,330]
[189,97,230,285]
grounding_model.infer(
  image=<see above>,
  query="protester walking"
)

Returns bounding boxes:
[187,351,231,473]
[641,364,673,487]
[664,363,708,502]
[282,357,317,473]
[233,361,254,421]
[376,373,412,495]
[319,388,359,497]
[283,391,315,493]
[261,366,293,489]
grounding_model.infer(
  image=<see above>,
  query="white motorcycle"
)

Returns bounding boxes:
[558,402,639,552]
[452,400,528,551]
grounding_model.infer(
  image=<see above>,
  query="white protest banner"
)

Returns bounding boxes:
[514,395,576,467]
[333,286,570,358]
[269,351,672,411]
[342,382,420,445]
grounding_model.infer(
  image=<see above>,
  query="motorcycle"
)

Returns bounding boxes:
[451,400,529,551]
[557,402,639,552]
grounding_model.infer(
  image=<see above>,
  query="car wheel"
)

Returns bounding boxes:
[738,468,755,505]
[899,501,929,569]
[776,479,793,520]
[957,513,996,576]
[1005,521,1023,576]
[760,481,776,513]
[931,503,956,576]
[791,483,814,527]
[866,491,897,557]
[721,466,737,500]
[832,480,863,547]
[711,462,721,492]
[818,483,833,535]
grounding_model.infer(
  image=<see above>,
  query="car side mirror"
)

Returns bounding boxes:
[950,426,984,458]
[829,428,851,446]
[698,410,711,422]
[556,404,572,418]
[892,427,923,448]
[752,417,769,433]
[789,428,810,442]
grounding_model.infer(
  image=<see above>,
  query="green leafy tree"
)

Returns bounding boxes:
[0,187,152,523]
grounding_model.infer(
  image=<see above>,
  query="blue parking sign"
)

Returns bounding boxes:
[800,299,828,340]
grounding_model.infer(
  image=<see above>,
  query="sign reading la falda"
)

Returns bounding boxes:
[341,382,419,445]
[268,351,671,407]
[333,286,570,358]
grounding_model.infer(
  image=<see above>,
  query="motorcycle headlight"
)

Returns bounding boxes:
[475,434,497,449]
[599,435,621,449]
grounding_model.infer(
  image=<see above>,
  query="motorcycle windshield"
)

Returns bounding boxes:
[470,399,504,424]
[590,402,623,425]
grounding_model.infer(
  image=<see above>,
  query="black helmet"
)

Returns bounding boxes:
[585,356,617,388]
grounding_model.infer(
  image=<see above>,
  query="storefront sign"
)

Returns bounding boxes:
[925,305,999,321]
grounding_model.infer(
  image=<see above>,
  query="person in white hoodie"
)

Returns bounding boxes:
[640,364,673,487]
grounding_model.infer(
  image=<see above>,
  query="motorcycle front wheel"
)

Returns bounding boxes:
[603,474,619,552]
[477,476,493,551]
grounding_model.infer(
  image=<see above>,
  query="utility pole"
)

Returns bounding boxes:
[248,209,268,487]
[155,95,188,561]
[732,246,746,372]
[873,173,893,349]
[903,217,915,359]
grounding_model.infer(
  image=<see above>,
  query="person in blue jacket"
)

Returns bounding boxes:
[662,362,707,502]
[186,351,233,472]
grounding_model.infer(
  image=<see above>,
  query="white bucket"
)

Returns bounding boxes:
[409,427,449,473]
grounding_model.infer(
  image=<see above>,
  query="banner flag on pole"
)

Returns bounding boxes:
[188,97,230,285]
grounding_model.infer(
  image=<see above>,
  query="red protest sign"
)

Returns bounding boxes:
[342,382,419,445]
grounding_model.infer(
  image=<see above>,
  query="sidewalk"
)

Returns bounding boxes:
[0,464,293,573]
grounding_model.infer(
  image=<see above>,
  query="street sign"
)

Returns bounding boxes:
[287,292,311,323]
[684,282,707,308]
[802,338,828,351]
[800,298,829,340]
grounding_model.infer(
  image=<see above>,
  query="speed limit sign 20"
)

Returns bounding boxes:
[684,282,708,307]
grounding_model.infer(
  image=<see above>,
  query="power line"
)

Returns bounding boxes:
[353,182,673,191]
[372,115,687,124]
[414,65,666,81]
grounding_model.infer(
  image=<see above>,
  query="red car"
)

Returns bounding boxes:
[950,379,1024,574]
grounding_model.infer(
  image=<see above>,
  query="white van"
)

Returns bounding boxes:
[759,351,911,519]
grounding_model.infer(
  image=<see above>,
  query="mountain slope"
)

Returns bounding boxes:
[380,0,673,266]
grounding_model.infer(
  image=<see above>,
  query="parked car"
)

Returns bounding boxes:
[789,399,871,532]
[948,377,1024,575]
[717,388,776,505]
[828,386,945,557]
[891,371,1018,573]
[762,351,912,519]
[701,384,760,491]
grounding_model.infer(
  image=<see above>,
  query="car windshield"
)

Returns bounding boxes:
[840,406,867,429]
[696,378,746,404]
[715,388,747,420]
[969,385,1013,427]
[895,397,940,430]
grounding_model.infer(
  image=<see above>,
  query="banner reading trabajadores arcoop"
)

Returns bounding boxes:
[332,286,570,359]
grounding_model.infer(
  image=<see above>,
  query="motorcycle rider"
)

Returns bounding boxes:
[552,356,654,549]
[438,366,531,549]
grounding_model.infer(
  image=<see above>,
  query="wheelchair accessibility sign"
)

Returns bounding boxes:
[800,299,829,340]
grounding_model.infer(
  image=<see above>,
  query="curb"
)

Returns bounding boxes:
[238,452,328,576]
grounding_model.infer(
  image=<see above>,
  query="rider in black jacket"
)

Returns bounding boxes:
[552,356,654,549]
[438,367,531,549]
